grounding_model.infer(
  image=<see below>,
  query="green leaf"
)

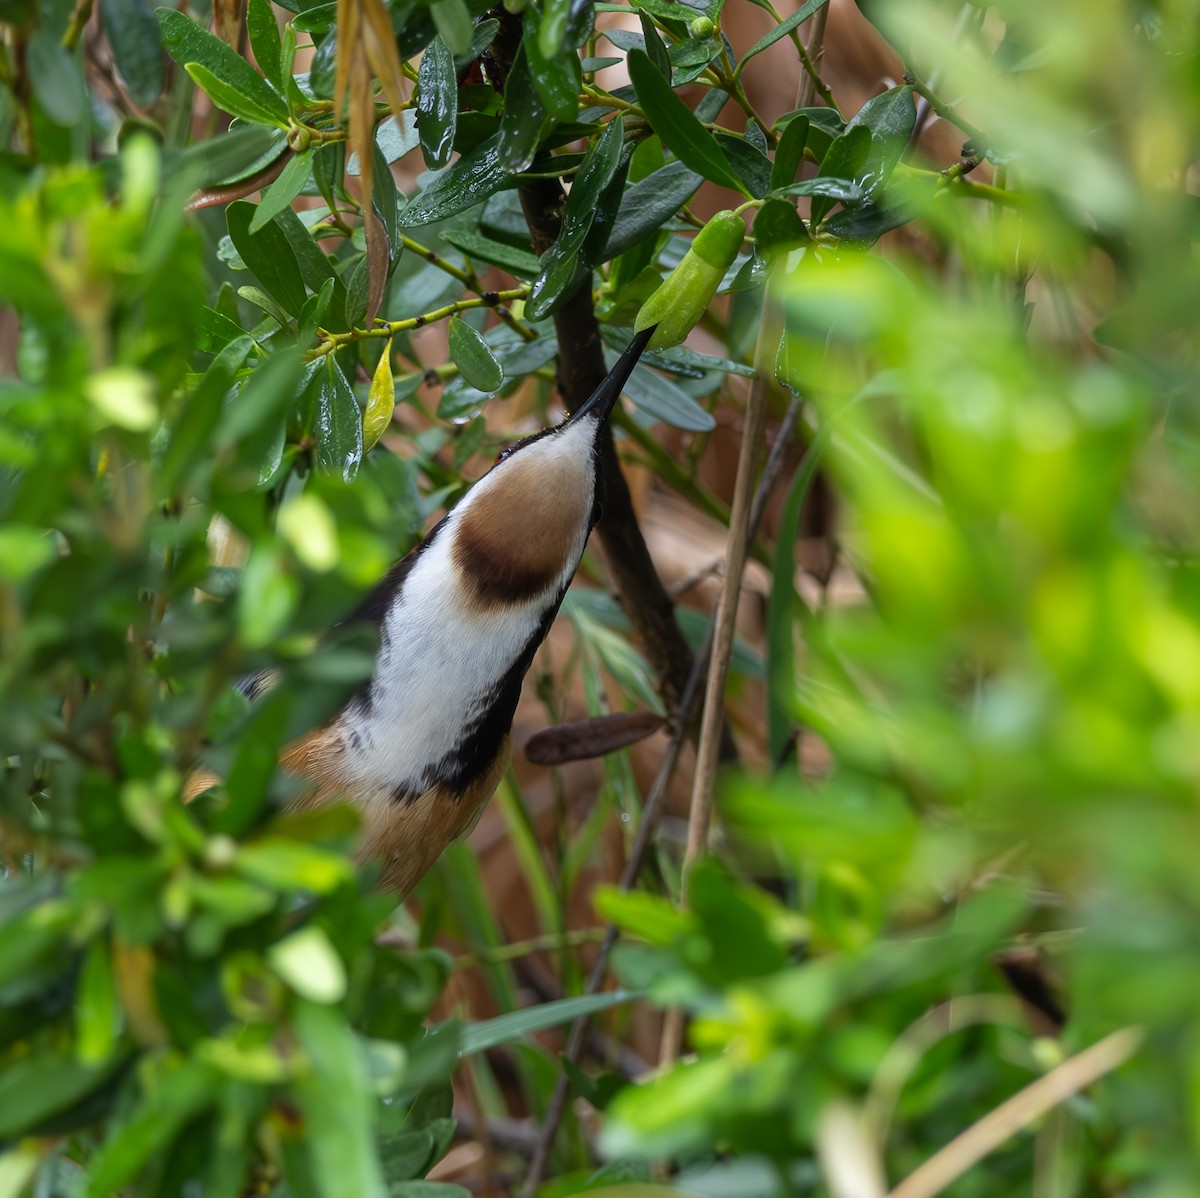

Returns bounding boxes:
[186,60,291,127]
[447,318,503,392]
[458,990,638,1056]
[177,123,288,188]
[269,925,348,1003]
[236,837,353,893]
[291,1001,387,1198]
[27,29,86,126]
[430,0,471,56]
[594,886,695,944]
[627,50,748,197]
[157,8,288,126]
[771,113,808,190]
[527,116,625,320]
[86,1060,218,1194]
[316,357,364,482]
[0,1051,127,1139]
[246,0,284,92]
[497,44,548,172]
[639,11,672,78]
[537,0,572,57]
[76,939,120,1065]
[738,0,828,70]
[100,0,163,106]
[226,199,308,316]
[525,7,581,122]
[809,122,873,224]
[604,160,703,259]
[417,35,457,170]
[714,131,772,198]
[439,226,541,278]
[249,150,312,233]
[622,363,716,431]
[846,84,916,188]
[403,135,514,226]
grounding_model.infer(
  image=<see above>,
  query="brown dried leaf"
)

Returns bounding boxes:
[524,711,667,766]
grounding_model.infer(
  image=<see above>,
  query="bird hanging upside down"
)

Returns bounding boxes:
[188,327,655,895]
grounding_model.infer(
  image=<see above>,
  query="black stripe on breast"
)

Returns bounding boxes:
[389,581,569,805]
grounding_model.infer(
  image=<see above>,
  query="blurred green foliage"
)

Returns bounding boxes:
[2,0,1199,1193]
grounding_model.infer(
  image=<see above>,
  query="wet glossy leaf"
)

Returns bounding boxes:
[847,84,916,187]
[403,135,513,226]
[497,44,548,172]
[809,122,873,224]
[315,358,364,483]
[527,116,624,319]
[639,12,671,78]
[627,50,748,197]
[158,9,288,126]
[525,7,581,122]
[448,318,503,392]
[417,35,457,170]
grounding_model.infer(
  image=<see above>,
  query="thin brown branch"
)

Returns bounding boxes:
[888,1027,1143,1198]
[520,393,802,1196]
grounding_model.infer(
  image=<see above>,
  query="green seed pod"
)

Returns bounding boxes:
[635,210,743,350]
[689,15,715,38]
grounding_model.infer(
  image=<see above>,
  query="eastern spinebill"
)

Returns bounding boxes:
[189,327,655,895]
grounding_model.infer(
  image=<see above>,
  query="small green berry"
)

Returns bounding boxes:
[689,15,715,38]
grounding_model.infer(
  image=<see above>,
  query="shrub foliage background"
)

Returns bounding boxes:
[2,0,1200,1194]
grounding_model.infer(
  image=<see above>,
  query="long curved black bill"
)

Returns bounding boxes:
[569,325,656,429]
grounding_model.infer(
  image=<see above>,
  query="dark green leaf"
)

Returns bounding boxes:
[403,135,514,226]
[439,227,541,278]
[27,30,85,126]
[371,142,400,263]
[604,160,703,259]
[0,1051,127,1138]
[640,11,672,78]
[714,132,772,198]
[417,35,457,170]
[448,318,503,392]
[809,122,873,223]
[430,0,471,56]
[497,44,548,172]
[458,17,499,66]
[775,105,843,165]
[459,990,638,1056]
[525,7,581,122]
[246,0,284,92]
[771,113,808,190]
[227,200,308,316]
[274,206,348,328]
[249,150,312,233]
[100,0,163,107]
[753,197,809,253]
[847,84,916,187]
[627,49,748,197]
[538,0,571,56]
[316,358,364,483]
[623,363,716,431]
[86,1061,218,1193]
[739,0,828,68]
[527,116,625,320]
[157,9,288,126]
